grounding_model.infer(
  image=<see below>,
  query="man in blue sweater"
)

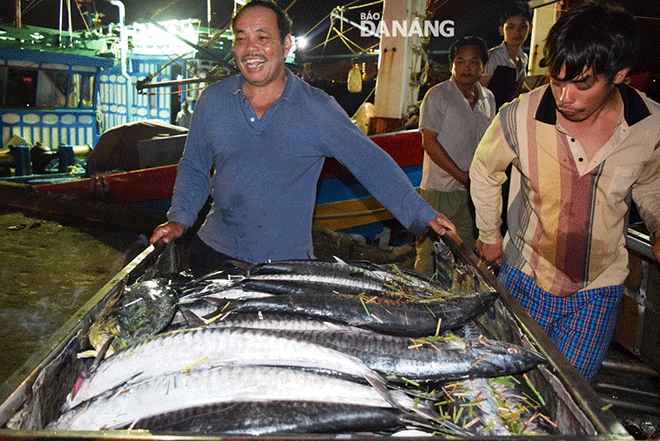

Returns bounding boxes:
[150,0,455,276]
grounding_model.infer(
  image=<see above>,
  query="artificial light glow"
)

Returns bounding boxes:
[295,36,308,50]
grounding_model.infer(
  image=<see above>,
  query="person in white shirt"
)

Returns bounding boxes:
[415,36,496,277]
[175,101,193,129]
[479,1,532,109]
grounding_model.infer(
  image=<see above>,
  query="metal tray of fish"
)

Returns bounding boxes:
[0,236,633,440]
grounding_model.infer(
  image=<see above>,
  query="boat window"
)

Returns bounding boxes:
[68,73,81,108]
[37,71,67,108]
[81,75,94,108]
[1,68,95,109]
[6,69,37,108]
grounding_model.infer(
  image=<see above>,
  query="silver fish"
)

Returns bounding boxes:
[433,240,485,295]
[203,312,368,332]
[216,290,499,337]
[247,259,450,297]
[51,365,438,432]
[239,275,389,296]
[442,378,512,436]
[488,375,559,435]
[265,329,546,383]
[119,400,435,436]
[66,326,391,410]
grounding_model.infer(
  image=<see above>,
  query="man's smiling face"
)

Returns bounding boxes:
[232,6,292,88]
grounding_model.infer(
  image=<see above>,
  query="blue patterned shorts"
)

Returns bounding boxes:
[499,262,624,382]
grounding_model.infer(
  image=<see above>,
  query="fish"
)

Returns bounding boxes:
[246,259,450,298]
[66,326,393,411]
[87,278,178,357]
[264,328,546,384]
[117,400,435,436]
[347,259,446,293]
[176,312,545,382]
[441,378,512,436]
[439,374,559,437]
[212,290,499,337]
[433,239,457,289]
[238,277,390,297]
[50,365,443,432]
[488,375,559,435]
[191,311,369,332]
[174,270,241,302]
[435,321,554,436]
[179,286,274,305]
[433,240,485,295]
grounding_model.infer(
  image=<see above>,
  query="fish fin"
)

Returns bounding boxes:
[179,307,207,327]
[355,368,439,426]
[385,389,446,427]
[332,256,348,265]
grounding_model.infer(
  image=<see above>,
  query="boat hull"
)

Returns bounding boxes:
[6,130,426,244]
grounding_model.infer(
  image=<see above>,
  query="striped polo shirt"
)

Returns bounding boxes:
[470,84,660,296]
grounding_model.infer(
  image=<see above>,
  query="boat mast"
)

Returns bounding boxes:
[527,0,561,76]
[371,0,426,132]
[14,0,21,28]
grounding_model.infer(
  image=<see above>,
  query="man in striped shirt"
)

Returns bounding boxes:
[470,3,660,381]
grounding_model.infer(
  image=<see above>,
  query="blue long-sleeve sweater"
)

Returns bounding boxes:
[168,69,436,264]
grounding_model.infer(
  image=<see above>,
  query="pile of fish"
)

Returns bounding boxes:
[47,244,555,436]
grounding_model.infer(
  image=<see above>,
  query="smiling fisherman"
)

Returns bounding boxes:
[470,3,660,381]
[150,0,455,276]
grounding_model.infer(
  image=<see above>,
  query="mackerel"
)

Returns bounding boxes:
[266,329,546,383]
[443,378,512,436]
[204,312,369,332]
[247,259,450,297]
[179,286,273,305]
[488,375,559,435]
[239,278,390,297]
[216,290,499,337]
[51,365,438,432]
[120,400,434,436]
[66,326,392,410]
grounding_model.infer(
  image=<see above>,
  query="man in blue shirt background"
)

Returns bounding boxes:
[150,0,455,276]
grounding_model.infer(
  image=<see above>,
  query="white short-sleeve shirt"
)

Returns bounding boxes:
[419,79,496,192]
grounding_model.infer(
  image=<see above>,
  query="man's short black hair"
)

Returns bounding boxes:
[499,1,533,27]
[540,2,639,83]
[231,0,293,43]
[448,36,489,65]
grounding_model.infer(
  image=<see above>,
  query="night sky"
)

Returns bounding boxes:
[1,0,350,43]
[3,0,659,100]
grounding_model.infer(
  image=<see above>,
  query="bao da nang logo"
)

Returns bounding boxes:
[360,12,454,38]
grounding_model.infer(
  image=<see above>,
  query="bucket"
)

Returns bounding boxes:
[13,145,32,176]
[58,145,75,172]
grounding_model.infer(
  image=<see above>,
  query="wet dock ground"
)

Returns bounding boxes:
[1,209,659,439]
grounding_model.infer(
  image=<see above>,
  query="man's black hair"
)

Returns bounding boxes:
[231,0,293,43]
[448,36,489,65]
[499,1,533,27]
[540,2,639,83]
